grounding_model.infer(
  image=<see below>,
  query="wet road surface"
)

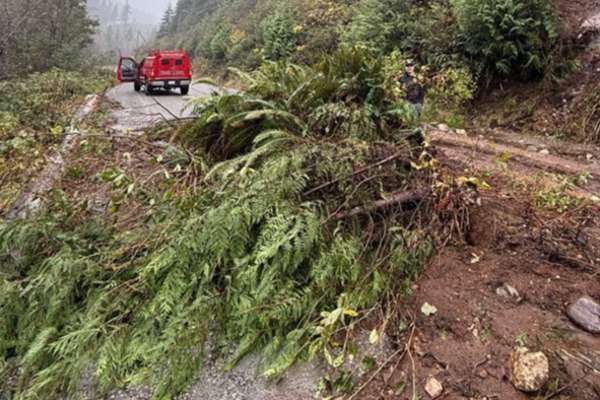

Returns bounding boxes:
[105,83,224,132]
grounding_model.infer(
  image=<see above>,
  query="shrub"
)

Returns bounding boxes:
[209,25,232,61]
[293,0,352,64]
[407,2,462,69]
[188,46,420,160]
[262,11,298,60]
[341,0,412,54]
[452,0,559,78]
[424,64,477,123]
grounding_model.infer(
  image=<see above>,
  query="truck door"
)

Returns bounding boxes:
[117,57,138,82]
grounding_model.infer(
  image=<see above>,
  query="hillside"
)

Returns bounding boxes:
[151,0,600,142]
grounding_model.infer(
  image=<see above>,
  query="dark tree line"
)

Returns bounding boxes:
[157,0,220,38]
[0,0,97,79]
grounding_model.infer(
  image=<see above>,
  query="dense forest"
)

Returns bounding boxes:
[155,0,560,78]
[0,0,98,79]
[2,1,600,399]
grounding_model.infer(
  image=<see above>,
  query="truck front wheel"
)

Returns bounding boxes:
[134,81,141,92]
[180,85,190,95]
[146,84,154,96]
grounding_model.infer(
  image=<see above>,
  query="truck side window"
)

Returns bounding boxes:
[121,59,136,71]
[161,59,170,66]
[175,59,183,66]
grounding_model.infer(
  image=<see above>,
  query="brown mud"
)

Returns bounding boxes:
[358,156,600,399]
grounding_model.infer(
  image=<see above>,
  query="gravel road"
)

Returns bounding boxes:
[105,82,224,133]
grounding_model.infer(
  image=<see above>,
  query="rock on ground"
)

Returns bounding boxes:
[567,296,600,334]
[424,376,443,398]
[510,348,549,392]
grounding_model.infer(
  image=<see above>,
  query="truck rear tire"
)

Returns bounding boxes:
[134,81,141,92]
[180,85,190,95]
[146,84,153,96]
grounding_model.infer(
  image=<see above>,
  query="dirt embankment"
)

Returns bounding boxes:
[428,125,600,197]
[407,185,600,399]
[358,159,600,399]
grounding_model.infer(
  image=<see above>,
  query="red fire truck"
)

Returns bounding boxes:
[117,50,192,95]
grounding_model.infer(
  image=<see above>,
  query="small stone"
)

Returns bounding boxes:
[586,153,594,161]
[510,348,549,392]
[539,149,550,155]
[425,376,443,398]
[477,369,489,379]
[496,283,521,301]
[527,145,538,152]
[437,123,450,132]
[456,128,467,135]
[567,296,600,334]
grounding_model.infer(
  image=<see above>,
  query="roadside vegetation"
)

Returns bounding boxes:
[1,47,473,398]
[0,69,113,213]
[156,0,561,81]
[154,0,575,130]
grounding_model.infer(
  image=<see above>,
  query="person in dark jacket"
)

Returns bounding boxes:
[399,60,426,148]
[400,60,425,116]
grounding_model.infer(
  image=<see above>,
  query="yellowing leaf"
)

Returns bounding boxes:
[343,308,358,317]
[369,329,380,345]
[332,353,344,368]
[457,176,491,190]
[322,308,343,326]
[324,347,334,366]
[421,302,437,316]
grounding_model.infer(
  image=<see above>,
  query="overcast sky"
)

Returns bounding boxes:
[127,0,172,21]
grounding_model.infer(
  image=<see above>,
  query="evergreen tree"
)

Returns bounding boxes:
[173,0,195,33]
[0,0,98,77]
[158,3,174,39]
[111,3,120,21]
[120,0,132,24]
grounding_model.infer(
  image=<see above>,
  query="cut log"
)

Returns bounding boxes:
[335,189,430,220]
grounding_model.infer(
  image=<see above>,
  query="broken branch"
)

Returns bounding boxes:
[335,189,430,220]
[303,149,411,197]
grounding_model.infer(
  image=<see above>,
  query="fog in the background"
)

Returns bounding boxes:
[127,0,172,21]
[88,0,173,60]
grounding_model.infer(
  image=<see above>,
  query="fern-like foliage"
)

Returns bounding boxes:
[452,0,559,77]
[1,48,436,400]
[186,46,419,162]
